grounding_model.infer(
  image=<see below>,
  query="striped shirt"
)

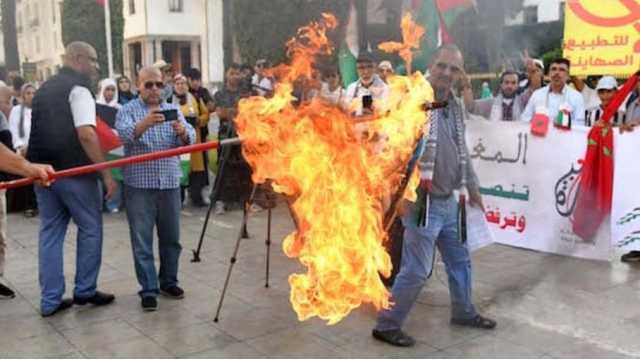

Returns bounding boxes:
[116,98,196,189]
[584,106,626,127]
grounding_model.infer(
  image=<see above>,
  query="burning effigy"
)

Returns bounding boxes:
[234,13,433,325]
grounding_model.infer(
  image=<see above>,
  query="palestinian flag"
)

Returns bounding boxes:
[338,0,359,87]
[96,104,191,185]
[402,0,475,72]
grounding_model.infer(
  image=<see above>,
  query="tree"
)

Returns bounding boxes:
[61,0,124,78]
[1,0,20,72]
[231,0,349,66]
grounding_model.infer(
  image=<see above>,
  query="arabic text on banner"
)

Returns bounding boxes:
[611,130,640,253]
[563,0,640,76]
[467,120,612,261]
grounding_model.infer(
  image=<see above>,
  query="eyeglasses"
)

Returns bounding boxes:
[435,62,461,74]
[143,81,164,90]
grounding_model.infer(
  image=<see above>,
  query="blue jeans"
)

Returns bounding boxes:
[35,176,103,315]
[124,186,182,298]
[376,195,476,331]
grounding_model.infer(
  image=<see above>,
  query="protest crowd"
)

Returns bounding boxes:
[0,18,639,349]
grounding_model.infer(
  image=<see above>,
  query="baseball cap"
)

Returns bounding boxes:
[378,61,393,71]
[532,59,544,71]
[153,60,172,71]
[596,76,618,91]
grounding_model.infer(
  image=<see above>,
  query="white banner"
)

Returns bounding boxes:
[466,120,612,261]
[611,130,640,253]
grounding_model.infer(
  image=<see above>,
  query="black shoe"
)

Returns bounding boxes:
[160,286,184,299]
[451,314,497,330]
[0,283,15,299]
[141,296,158,312]
[73,291,115,306]
[42,298,73,317]
[621,251,640,263]
[371,329,416,347]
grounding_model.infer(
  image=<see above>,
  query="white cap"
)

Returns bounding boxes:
[378,60,393,71]
[152,60,172,70]
[532,59,544,71]
[596,76,618,91]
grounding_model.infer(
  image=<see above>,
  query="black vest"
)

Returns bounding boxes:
[27,67,94,171]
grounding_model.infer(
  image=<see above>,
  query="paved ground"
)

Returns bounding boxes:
[1,201,640,359]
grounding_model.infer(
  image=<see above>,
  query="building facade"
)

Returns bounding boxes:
[506,0,565,26]
[16,0,65,81]
[123,0,224,84]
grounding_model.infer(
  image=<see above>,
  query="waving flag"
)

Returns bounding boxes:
[338,0,360,87]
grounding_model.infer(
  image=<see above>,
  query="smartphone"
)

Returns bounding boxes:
[156,109,178,122]
[362,95,373,111]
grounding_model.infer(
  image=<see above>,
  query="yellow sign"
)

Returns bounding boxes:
[563,0,640,76]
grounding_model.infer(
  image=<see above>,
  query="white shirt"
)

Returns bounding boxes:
[344,75,389,114]
[521,84,586,127]
[69,86,96,128]
[251,74,273,96]
[8,105,32,150]
[319,82,345,105]
[580,85,600,110]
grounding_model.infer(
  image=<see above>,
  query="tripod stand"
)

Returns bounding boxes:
[213,184,276,322]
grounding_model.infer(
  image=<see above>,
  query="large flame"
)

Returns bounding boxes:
[235,14,433,325]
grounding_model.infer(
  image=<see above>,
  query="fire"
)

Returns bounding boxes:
[235,13,433,324]
[378,14,426,74]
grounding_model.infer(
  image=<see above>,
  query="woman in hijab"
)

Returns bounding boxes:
[97,78,124,213]
[97,78,120,109]
[116,76,137,105]
[8,83,37,217]
[173,74,210,207]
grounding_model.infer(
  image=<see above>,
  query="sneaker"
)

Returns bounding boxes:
[160,286,185,299]
[0,282,15,299]
[621,251,640,263]
[214,201,225,215]
[73,291,115,306]
[24,209,38,218]
[41,298,73,317]
[371,329,416,347]
[141,296,158,312]
[249,203,265,213]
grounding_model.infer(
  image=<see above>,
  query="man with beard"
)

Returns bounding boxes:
[521,58,585,126]
[464,70,527,121]
[372,44,496,347]
[344,53,389,115]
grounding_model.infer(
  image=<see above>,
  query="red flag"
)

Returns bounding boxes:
[572,72,639,241]
[96,117,121,152]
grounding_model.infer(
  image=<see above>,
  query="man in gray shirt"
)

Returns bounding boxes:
[373,45,495,347]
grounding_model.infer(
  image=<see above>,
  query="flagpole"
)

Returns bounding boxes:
[104,0,114,78]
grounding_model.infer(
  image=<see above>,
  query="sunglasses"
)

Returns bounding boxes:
[435,62,461,74]
[144,81,164,90]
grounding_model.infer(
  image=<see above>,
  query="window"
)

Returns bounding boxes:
[129,0,135,15]
[524,6,538,24]
[168,0,183,12]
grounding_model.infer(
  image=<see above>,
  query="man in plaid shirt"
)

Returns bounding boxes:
[116,66,195,312]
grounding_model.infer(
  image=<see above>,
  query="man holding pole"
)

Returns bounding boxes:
[372,44,495,347]
[27,42,116,317]
[116,66,195,312]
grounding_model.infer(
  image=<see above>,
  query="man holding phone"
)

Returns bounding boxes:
[116,66,195,312]
[344,53,389,116]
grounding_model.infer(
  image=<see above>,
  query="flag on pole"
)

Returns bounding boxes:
[338,0,359,87]
[402,0,475,73]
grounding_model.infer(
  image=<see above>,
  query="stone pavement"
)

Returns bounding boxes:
[1,203,640,359]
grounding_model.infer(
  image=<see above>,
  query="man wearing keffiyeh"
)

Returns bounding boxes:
[372,44,495,348]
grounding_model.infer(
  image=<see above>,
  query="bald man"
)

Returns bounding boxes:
[28,41,116,317]
[116,66,195,311]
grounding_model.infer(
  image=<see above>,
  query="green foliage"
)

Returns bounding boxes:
[232,0,349,66]
[541,46,563,71]
[61,0,124,78]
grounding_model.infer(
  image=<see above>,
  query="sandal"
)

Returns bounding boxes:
[451,314,497,329]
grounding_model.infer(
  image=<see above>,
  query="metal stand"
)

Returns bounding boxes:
[213,185,275,322]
